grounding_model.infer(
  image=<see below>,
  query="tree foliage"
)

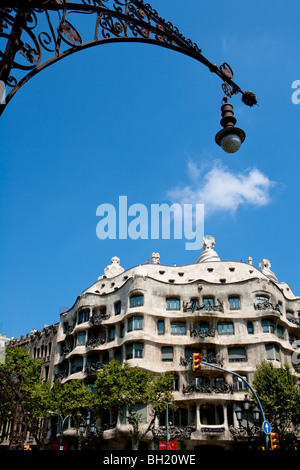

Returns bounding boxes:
[253,361,300,449]
[0,346,52,447]
[93,360,175,449]
[49,380,92,422]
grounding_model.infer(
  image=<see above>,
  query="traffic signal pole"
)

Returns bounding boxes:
[190,358,270,450]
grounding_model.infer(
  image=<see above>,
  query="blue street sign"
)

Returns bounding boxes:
[263,420,271,435]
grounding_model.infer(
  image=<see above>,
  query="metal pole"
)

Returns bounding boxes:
[166,403,169,451]
[163,401,171,451]
[48,412,71,450]
[200,360,270,450]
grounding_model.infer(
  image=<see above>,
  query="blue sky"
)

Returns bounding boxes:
[1,0,300,339]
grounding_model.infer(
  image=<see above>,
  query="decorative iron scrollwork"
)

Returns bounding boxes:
[182,381,233,395]
[152,425,196,441]
[183,299,224,313]
[0,0,256,114]
[229,424,261,439]
[190,327,216,339]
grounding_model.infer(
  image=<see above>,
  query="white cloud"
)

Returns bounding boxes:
[167,160,275,216]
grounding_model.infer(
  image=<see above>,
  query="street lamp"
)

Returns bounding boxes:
[234,394,261,449]
[48,412,71,451]
[243,394,250,412]
[252,405,261,423]
[235,394,261,426]
[79,411,98,449]
[215,98,246,153]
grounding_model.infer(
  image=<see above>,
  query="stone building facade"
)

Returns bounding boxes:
[52,236,300,450]
[9,323,59,385]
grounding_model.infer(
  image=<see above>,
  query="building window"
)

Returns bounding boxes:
[289,334,297,345]
[157,320,165,335]
[201,348,216,364]
[229,297,240,310]
[265,343,279,361]
[114,349,122,363]
[128,316,143,332]
[218,322,234,335]
[76,331,86,346]
[233,376,248,392]
[130,294,144,308]
[195,376,210,388]
[228,347,247,363]
[120,323,125,338]
[203,298,215,311]
[277,325,284,339]
[78,309,90,324]
[159,408,188,427]
[173,373,179,391]
[286,311,294,321]
[166,298,180,310]
[107,326,115,342]
[247,322,254,334]
[200,405,224,425]
[171,321,186,335]
[126,342,144,359]
[71,356,83,374]
[161,346,173,362]
[200,322,210,333]
[262,319,275,334]
[114,301,121,315]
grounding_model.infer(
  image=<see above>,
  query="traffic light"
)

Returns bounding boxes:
[270,432,280,450]
[24,445,31,450]
[192,353,202,372]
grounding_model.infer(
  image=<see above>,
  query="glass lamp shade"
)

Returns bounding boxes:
[79,423,85,434]
[252,405,261,422]
[90,423,97,435]
[235,405,243,422]
[221,133,242,153]
[243,394,250,411]
[215,127,245,154]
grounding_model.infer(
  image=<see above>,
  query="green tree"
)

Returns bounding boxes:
[0,346,52,448]
[253,361,300,450]
[48,380,93,448]
[93,360,175,450]
[49,380,92,423]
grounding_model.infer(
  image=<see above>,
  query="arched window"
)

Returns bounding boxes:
[78,309,90,324]
[130,294,144,308]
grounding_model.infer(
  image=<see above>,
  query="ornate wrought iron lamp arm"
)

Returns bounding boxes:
[0,1,257,115]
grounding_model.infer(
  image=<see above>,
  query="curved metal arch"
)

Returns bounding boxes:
[0,1,257,115]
